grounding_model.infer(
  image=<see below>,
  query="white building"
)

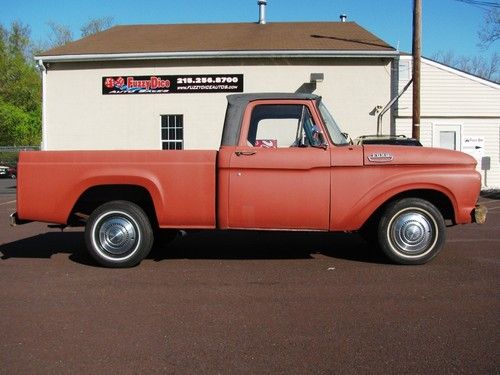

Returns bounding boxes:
[395,56,500,188]
[35,21,398,151]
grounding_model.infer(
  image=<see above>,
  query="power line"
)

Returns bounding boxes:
[453,0,500,8]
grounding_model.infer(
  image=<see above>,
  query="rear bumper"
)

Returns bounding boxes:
[473,204,487,224]
[10,212,32,227]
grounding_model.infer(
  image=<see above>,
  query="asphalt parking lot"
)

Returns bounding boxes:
[0,178,498,374]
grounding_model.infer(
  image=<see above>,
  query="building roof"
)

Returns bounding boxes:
[37,22,397,62]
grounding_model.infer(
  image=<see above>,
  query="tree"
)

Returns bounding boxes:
[0,17,115,146]
[433,50,499,83]
[478,8,500,49]
[81,17,114,37]
[0,22,41,146]
[46,21,73,48]
[7,21,32,60]
[43,17,113,50]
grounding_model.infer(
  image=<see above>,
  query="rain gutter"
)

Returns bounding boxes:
[35,50,399,63]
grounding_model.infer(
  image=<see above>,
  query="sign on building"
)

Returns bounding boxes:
[462,136,485,160]
[102,74,244,95]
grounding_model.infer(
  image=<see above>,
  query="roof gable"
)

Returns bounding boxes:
[400,55,499,89]
[398,56,500,117]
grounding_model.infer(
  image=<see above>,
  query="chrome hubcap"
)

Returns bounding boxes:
[390,210,436,255]
[98,216,138,255]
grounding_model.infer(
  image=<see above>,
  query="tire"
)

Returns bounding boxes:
[378,198,445,265]
[85,200,154,268]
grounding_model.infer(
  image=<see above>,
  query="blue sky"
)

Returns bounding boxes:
[1,0,497,58]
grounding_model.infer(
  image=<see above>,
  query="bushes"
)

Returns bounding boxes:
[0,99,41,146]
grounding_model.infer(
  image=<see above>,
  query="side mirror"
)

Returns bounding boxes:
[341,132,353,145]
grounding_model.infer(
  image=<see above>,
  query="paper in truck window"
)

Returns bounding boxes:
[255,139,278,148]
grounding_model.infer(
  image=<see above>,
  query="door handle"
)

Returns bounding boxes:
[235,151,256,156]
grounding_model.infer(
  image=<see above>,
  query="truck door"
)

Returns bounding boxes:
[226,101,330,230]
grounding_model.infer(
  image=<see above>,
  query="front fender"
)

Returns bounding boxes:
[330,166,480,231]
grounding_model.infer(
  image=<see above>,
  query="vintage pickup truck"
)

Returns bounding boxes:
[11,93,486,267]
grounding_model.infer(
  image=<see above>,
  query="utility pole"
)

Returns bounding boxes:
[412,0,421,140]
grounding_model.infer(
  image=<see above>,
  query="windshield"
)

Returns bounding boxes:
[317,100,349,145]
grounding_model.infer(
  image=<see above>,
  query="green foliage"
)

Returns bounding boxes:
[0,17,114,147]
[0,98,41,146]
[0,21,42,146]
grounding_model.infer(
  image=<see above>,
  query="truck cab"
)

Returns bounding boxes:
[218,94,346,231]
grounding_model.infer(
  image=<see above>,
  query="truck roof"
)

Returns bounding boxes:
[222,93,321,146]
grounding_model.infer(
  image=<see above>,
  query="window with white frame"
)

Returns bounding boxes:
[161,114,183,150]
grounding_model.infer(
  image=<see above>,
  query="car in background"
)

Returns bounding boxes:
[0,165,17,179]
[354,134,422,146]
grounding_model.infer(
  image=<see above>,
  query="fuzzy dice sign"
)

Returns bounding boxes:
[103,74,244,95]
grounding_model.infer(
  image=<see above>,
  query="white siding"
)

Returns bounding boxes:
[398,58,500,118]
[396,118,500,189]
[462,121,500,189]
[394,118,432,146]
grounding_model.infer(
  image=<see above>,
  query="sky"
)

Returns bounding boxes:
[0,0,498,59]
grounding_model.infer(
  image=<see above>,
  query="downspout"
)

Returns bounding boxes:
[377,78,413,135]
[36,59,47,150]
[390,55,400,134]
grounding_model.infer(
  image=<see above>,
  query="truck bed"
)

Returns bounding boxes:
[16,150,217,228]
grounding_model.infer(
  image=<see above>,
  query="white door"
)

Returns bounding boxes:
[433,124,462,151]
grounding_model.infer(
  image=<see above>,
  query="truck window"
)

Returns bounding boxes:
[247,104,321,148]
[317,101,349,146]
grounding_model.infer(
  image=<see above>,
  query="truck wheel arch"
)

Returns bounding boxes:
[360,188,455,232]
[68,184,160,227]
[359,189,454,257]
[381,189,455,223]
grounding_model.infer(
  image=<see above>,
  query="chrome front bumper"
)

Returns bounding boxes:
[473,204,487,225]
[10,212,32,227]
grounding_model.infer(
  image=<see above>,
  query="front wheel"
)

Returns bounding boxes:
[378,198,445,265]
[85,201,154,268]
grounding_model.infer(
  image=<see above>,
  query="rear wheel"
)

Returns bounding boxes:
[85,200,154,268]
[378,198,445,265]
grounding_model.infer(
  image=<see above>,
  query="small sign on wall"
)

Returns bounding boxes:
[462,136,485,160]
[102,74,244,95]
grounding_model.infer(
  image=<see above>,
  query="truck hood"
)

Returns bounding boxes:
[363,145,477,167]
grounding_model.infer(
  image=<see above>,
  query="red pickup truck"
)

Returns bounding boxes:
[11,93,486,267]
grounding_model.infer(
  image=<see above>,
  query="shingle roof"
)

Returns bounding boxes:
[38,22,395,60]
